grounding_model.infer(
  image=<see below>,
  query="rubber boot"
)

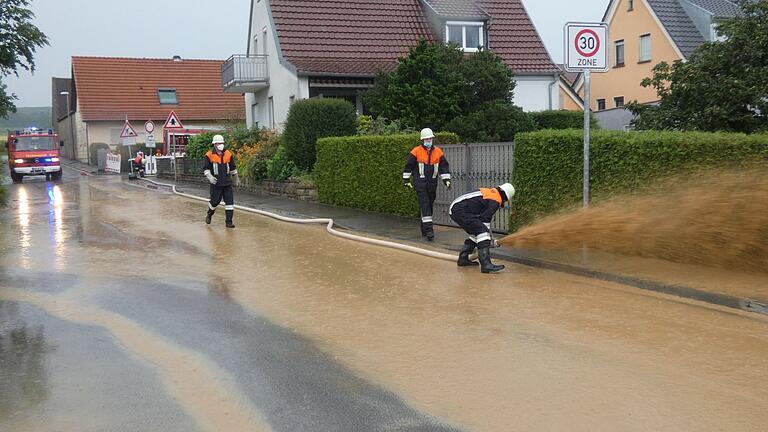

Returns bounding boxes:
[457,240,479,267]
[424,223,435,241]
[420,223,427,237]
[478,247,504,273]
[206,209,215,225]
[225,210,235,228]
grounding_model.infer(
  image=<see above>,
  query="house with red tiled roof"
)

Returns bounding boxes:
[224,0,561,130]
[56,56,244,163]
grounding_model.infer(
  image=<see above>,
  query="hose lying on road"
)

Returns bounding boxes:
[140,178,457,262]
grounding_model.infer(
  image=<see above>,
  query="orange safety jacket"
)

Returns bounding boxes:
[204,149,237,187]
[449,187,506,222]
[402,145,450,187]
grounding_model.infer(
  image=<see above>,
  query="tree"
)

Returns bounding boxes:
[628,0,768,133]
[460,49,515,113]
[364,39,466,131]
[0,0,49,118]
[445,100,536,142]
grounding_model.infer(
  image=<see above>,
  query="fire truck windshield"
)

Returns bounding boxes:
[14,136,57,151]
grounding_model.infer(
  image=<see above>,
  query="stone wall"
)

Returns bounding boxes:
[157,157,317,202]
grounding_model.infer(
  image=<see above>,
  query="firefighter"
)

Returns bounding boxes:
[402,128,451,241]
[449,183,515,273]
[132,151,145,177]
[203,135,238,228]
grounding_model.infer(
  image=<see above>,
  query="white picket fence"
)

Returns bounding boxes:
[106,154,121,173]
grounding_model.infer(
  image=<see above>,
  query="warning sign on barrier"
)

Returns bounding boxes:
[106,153,121,173]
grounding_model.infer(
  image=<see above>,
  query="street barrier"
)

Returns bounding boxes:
[106,154,121,173]
[144,156,158,175]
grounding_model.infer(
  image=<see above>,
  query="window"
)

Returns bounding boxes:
[639,34,652,62]
[158,89,178,105]
[251,103,259,128]
[615,40,625,67]
[614,96,625,108]
[268,96,275,129]
[445,22,484,52]
[628,0,634,11]
[597,99,606,111]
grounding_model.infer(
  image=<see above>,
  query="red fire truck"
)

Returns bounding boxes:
[5,128,62,183]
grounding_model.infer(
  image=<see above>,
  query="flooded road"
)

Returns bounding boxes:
[1,170,767,431]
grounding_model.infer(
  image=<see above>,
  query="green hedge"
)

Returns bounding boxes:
[530,110,598,130]
[512,129,768,231]
[316,132,459,216]
[283,98,357,171]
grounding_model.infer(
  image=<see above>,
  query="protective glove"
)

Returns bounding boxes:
[443,179,452,189]
[205,171,217,185]
[234,173,241,187]
[403,181,413,189]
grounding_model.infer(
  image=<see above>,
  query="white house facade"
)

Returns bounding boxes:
[225,0,562,131]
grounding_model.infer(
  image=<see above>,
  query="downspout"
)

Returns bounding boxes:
[548,73,559,110]
[246,0,254,55]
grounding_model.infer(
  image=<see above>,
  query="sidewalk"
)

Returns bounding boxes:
[143,178,768,315]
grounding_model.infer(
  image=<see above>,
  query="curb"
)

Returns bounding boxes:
[137,179,767,317]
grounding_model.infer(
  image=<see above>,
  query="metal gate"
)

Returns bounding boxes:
[434,142,515,233]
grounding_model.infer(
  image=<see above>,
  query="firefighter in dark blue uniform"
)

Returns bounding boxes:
[402,128,451,241]
[449,183,515,273]
[203,134,238,228]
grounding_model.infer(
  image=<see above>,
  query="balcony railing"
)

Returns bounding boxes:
[221,55,269,93]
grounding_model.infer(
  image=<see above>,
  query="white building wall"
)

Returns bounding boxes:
[512,75,560,112]
[245,1,303,131]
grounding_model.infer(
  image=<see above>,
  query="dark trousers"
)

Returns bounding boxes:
[415,183,437,235]
[450,205,492,248]
[208,185,234,223]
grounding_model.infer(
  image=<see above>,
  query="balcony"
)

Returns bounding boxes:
[221,55,269,93]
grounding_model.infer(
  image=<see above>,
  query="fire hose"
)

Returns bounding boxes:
[141,178,459,262]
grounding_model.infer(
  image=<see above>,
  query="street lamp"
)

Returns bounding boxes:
[60,91,75,161]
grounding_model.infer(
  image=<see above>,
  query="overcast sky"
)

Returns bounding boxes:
[6,0,608,107]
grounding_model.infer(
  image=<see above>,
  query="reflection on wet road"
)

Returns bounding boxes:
[1,169,767,431]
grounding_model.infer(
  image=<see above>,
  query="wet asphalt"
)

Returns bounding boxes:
[1,167,768,432]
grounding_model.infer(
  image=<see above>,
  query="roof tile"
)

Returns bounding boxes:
[72,57,244,122]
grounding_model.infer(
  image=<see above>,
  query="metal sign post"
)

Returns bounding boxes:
[583,69,591,207]
[564,22,608,208]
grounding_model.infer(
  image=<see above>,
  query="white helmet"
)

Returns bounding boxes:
[499,183,515,201]
[420,128,435,140]
[212,134,225,144]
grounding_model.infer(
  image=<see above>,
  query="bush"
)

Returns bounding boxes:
[186,132,216,158]
[530,110,598,130]
[227,125,262,153]
[511,129,768,231]
[235,130,280,181]
[357,115,415,136]
[315,132,458,216]
[446,100,536,142]
[267,145,300,181]
[89,142,110,165]
[283,98,357,171]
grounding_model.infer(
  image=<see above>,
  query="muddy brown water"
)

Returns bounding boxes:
[2,175,768,431]
[501,168,768,273]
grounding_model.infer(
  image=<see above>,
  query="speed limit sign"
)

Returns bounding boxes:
[564,22,608,72]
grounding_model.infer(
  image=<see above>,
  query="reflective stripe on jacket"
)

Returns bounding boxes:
[402,145,451,184]
[204,150,237,186]
[449,187,505,222]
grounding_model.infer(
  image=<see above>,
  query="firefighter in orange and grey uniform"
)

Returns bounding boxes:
[449,183,515,273]
[402,128,451,241]
[203,134,238,228]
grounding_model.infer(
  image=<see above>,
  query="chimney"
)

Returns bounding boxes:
[172,55,182,62]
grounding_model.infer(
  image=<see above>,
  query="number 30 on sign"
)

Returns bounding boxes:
[564,23,609,72]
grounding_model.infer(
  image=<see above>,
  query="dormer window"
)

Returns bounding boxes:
[446,22,484,52]
[158,88,178,105]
